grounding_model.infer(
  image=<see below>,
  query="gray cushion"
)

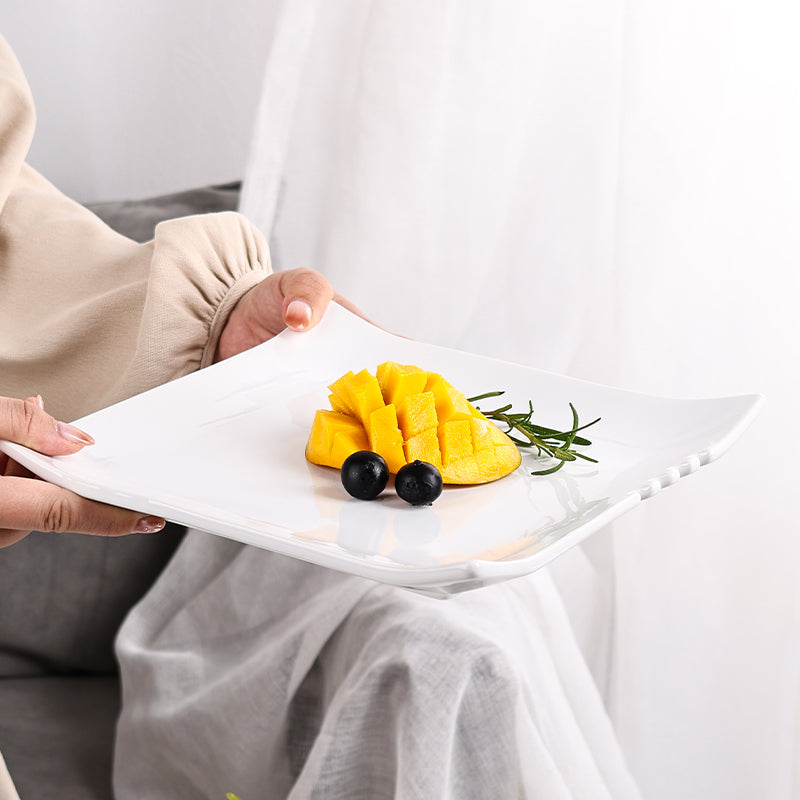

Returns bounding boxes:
[0,676,119,800]
[0,527,186,675]
[87,181,241,243]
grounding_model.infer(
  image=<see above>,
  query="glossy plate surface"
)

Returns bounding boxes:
[0,304,763,596]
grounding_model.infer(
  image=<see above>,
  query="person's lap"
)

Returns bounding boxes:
[113,531,640,800]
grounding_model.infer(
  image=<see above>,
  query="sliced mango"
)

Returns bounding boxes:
[425,374,472,423]
[404,427,442,468]
[327,371,356,415]
[306,361,522,484]
[441,454,482,484]
[476,445,521,482]
[305,410,366,469]
[377,362,428,406]
[331,369,384,428]
[469,416,495,451]
[366,404,406,474]
[438,419,474,466]
[330,427,369,467]
[396,391,437,440]
[328,392,351,416]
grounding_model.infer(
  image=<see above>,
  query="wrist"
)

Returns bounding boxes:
[203,271,270,367]
[214,289,271,362]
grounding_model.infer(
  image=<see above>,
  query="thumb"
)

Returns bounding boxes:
[0,396,94,456]
[278,268,335,331]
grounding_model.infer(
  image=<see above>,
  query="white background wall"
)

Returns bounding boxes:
[3,0,281,203]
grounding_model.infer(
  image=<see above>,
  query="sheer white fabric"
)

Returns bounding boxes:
[239,0,624,374]
[236,1,800,797]
[114,1,799,798]
[114,534,641,799]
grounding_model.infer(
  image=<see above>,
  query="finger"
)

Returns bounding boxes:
[278,268,335,331]
[0,476,165,542]
[0,396,94,456]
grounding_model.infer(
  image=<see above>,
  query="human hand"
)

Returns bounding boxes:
[215,267,370,361]
[0,396,165,549]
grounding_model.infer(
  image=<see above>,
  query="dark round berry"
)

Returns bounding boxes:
[395,460,443,506]
[341,451,390,500]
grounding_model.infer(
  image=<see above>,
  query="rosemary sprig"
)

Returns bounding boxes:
[467,391,600,475]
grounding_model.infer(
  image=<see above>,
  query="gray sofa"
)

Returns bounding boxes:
[0,182,241,800]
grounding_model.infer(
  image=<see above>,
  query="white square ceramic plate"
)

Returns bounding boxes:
[0,303,763,596]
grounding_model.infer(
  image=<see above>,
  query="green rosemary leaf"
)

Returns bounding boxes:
[467,391,600,476]
[466,390,507,402]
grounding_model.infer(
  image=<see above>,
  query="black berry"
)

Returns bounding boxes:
[341,451,390,500]
[395,460,443,506]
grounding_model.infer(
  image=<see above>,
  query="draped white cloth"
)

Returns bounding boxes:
[115,1,799,798]
[115,534,641,799]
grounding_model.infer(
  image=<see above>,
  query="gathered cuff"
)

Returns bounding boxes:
[200,267,267,369]
[145,211,272,382]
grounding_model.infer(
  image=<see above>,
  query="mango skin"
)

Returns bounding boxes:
[306,362,522,484]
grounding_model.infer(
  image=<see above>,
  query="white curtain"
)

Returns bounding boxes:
[240,1,800,797]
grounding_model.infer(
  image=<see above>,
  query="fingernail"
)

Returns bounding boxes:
[286,299,312,330]
[57,421,95,446]
[35,395,44,409]
[133,516,166,534]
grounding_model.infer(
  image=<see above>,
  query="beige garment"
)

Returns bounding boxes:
[0,32,271,798]
[0,750,19,800]
[0,33,271,424]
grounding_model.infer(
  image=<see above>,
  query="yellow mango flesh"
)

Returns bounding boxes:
[397,391,437,439]
[376,362,428,406]
[438,419,474,466]
[425,374,473,422]
[305,410,367,469]
[331,427,370,467]
[306,362,522,484]
[404,427,442,468]
[306,361,522,484]
[366,404,407,474]
[330,369,384,427]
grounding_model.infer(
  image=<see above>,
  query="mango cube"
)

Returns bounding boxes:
[469,417,495,451]
[441,455,481,484]
[404,427,442,468]
[397,391,437,440]
[425,374,472,422]
[305,410,365,469]
[438,418,474,466]
[376,361,428,406]
[327,374,356,419]
[330,428,369,466]
[328,392,350,415]
[367,404,406,474]
[340,369,385,427]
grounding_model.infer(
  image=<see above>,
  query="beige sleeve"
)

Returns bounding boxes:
[0,748,20,800]
[0,35,271,423]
